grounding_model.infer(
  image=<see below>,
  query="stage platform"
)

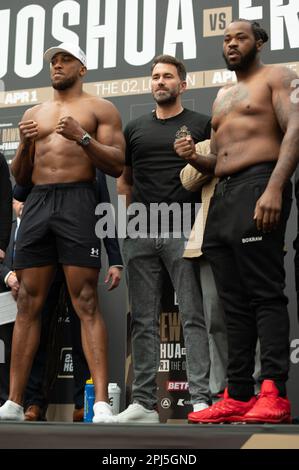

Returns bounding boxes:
[1,421,299,449]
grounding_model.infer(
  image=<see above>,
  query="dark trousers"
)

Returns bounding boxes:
[24,279,63,411]
[0,315,51,410]
[67,295,90,409]
[202,163,292,400]
[0,322,14,405]
[0,279,62,411]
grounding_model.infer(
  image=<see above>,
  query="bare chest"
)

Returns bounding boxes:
[34,103,97,140]
[212,81,272,130]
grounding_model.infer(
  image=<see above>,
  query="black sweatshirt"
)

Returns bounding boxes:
[0,152,12,251]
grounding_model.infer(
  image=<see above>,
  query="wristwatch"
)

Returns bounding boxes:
[78,131,92,146]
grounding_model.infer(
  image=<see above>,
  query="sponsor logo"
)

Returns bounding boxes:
[160,398,171,409]
[90,247,100,257]
[167,381,189,392]
[177,398,192,407]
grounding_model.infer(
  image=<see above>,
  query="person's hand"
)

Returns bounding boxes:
[18,120,38,144]
[104,266,122,291]
[55,116,85,142]
[7,272,20,300]
[254,186,282,232]
[7,272,19,290]
[0,249,5,261]
[174,136,196,161]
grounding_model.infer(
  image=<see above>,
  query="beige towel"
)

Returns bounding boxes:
[180,139,218,258]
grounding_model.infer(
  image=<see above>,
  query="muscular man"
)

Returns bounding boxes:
[9,174,123,422]
[0,42,124,422]
[117,55,212,423]
[175,21,299,424]
[0,152,12,260]
[70,170,124,421]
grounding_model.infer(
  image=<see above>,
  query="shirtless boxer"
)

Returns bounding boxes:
[0,42,125,423]
[175,20,299,424]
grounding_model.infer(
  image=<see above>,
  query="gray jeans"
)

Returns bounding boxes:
[123,235,211,409]
[196,257,227,396]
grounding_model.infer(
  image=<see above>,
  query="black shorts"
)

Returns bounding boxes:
[14,182,101,270]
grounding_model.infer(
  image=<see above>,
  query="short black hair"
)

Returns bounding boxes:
[151,55,187,81]
[232,19,269,43]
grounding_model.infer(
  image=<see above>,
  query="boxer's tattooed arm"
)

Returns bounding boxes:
[269,66,299,188]
[272,68,299,132]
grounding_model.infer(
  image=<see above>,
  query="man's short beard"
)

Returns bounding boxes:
[52,75,77,90]
[154,94,177,105]
[153,88,179,106]
[223,44,258,71]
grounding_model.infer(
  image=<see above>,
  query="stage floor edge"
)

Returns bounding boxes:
[1,422,299,449]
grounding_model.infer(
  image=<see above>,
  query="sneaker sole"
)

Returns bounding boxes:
[242,416,292,424]
[188,416,245,424]
[117,419,160,424]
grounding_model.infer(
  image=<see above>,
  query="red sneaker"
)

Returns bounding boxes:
[188,388,256,424]
[242,380,291,424]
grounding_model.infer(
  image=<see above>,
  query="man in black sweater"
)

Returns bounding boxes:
[0,153,12,260]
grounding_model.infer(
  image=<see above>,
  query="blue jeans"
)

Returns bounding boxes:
[123,235,211,409]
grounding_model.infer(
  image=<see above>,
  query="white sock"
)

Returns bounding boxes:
[193,402,209,412]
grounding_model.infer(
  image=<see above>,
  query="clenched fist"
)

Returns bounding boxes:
[174,136,196,161]
[55,116,84,142]
[18,120,38,144]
